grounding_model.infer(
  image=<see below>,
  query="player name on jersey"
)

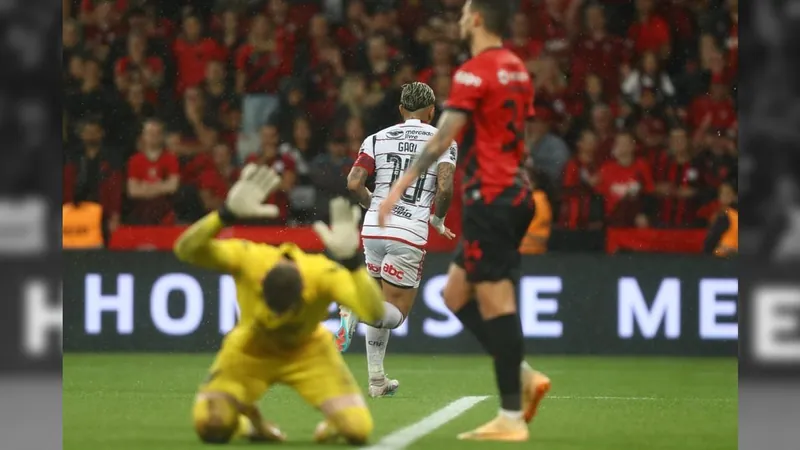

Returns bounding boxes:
[356,119,457,248]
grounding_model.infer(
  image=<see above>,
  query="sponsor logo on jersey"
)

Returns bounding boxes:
[497,69,529,85]
[404,129,434,139]
[367,262,381,273]
[383,263,405,280]
[391,204,413,218]
[386,129,404,139]
[454,70,482,87]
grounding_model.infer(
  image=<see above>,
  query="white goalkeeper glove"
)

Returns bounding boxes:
[312,197,363,261]
[429,214,456,239]
[223,164,282,219]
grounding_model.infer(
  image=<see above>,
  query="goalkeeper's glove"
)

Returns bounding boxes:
[218,164,282,223]
[313,198,364,270]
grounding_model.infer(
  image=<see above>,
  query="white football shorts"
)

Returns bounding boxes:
[362,238,426,289]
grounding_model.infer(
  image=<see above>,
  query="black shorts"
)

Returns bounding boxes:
[453,200,535,283]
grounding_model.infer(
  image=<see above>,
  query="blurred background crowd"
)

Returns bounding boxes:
[60,0,739,241]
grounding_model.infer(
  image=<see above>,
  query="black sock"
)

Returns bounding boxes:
[484,314,524,411]
[454,301,491,352]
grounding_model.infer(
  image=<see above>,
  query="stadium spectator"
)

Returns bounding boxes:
[125,120,180,225]
[621,51,676,105]
[309,134,353,223]
[529,0,576,65]
[418,40,456,85]
[245,123,295,223]
[79,0,126,26]
[236,14,292,135]
[572,3,630,97]
[165,86,221,158]
[111,82,156,157]
[505,12,545,66]
[628,0,671,58]
[597,132,654,228]
[215,8,245,62]
[197,142,240,213]
[653,128,701,227]
[280,116,315,185]
[114,32,164,103]
[533,55,569,126]
[697,128,738,201]
[336,74,373,123]
[568,72,615,128]
[63,19,84,74]
[63,119,123,233]
[688,72,736,132]
[306,42,346,124]
[336,0,368,67]
[81,0,122,61]
[201,59,238,120]
[560,129,602,229]
[589,103,618,162]
[173,14,225,95]
[527,108,570,187]
[64,58,111,126]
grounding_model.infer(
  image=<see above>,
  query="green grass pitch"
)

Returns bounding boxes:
[63,354,737,450]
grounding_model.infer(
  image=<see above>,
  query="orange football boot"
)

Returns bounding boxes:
[522,367,551,423]
[456,414,529,442]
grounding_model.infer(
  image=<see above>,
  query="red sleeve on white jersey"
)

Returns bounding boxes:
[445,62,487,113]
[354,134,376,175]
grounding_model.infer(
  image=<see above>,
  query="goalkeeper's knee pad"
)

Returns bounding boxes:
[328,405,374,445]
[192,393,240,444]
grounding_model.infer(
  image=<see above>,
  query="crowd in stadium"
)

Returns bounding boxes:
[61,0,738,236]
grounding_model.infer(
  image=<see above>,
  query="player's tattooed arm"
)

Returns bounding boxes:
[410,110,468,176]
[434,163,455,219]
[346,166,372,208]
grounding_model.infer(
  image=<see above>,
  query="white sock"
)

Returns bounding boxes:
[366,326,391,379]
[500,409,523,420]
[369,302,404,329]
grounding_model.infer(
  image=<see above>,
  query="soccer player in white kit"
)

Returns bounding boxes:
[340,82,457,397]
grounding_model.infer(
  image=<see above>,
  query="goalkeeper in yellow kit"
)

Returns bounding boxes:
[173,164,385,445]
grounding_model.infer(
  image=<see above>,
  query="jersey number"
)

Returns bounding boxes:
[387,154,427,204]
[502,99,524,153]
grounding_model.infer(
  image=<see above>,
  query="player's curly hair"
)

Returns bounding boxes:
[400,82,436,112]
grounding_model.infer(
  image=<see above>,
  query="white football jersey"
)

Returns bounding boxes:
[359,119,457,247]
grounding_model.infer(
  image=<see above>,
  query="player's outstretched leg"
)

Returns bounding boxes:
[192,392,286,444]
[363,272,414,397]
[365,325,400,397]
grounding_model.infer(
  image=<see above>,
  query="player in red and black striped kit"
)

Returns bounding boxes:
[378,0,550,442]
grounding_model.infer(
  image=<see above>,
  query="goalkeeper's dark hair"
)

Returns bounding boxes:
[262,263,304,314]
[469,0,513,37]
[400,82,435,113]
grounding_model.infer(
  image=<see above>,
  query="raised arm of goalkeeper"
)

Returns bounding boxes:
[173,164,282,273]
[313,198,384,325]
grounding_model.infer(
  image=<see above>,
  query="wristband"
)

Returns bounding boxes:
[217,204,237,225]
[327,251,365,271]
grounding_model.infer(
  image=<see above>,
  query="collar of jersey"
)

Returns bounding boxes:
[404,119,422,124]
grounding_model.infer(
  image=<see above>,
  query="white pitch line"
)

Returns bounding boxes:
[548,395,735,402]
[364,396,488,450]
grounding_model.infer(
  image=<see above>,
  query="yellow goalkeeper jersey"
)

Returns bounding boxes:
[173,212,384,352]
